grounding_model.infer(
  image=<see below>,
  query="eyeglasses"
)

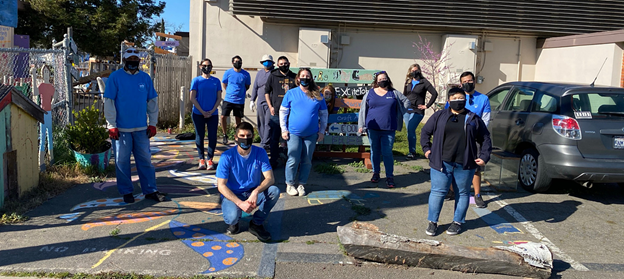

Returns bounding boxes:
[125,49,140,54]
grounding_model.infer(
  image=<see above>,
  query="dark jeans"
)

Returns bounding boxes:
[268,115,281,164]
[192,113,218,160]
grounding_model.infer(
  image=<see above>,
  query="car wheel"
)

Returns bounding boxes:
[518,148,552,192]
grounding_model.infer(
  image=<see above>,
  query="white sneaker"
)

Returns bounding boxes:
[286,184,298,196]
[297,185,306,196]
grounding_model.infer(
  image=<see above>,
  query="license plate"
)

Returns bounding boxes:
[615,136,624,149]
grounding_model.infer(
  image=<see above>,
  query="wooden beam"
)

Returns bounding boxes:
[154,46,172,55]
[72,70,113,86]
[337,223,552,279]
[155,32,182,40]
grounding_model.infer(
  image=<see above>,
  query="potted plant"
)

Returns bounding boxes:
[66,101,112,171]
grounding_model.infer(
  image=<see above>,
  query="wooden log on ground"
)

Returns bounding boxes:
[337,222,552,279]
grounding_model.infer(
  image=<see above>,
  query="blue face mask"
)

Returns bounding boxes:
[262,61,274,68]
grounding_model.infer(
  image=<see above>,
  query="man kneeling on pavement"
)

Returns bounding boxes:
[216,122,280,242]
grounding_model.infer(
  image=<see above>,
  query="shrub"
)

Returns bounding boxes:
[66,102,109,154]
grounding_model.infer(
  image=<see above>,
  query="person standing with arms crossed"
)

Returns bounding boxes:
[444,71,491,208]
[190,58,222,170]
[264,56,297,167]
[221,55,251,145]
[104,47,165,203]
[250,54,274,151]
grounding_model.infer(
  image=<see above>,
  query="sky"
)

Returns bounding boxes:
[159,0,190,32]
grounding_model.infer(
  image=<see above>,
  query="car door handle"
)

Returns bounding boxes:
[515,119,524,126]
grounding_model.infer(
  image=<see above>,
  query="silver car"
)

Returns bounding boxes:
[486,82,624,192]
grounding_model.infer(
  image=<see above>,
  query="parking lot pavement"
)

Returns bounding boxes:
[1,134,623,278]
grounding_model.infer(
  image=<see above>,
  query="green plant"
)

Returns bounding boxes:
[355,168,371,173]
[0,213,29,224]
[109,226,120,237]
[313,163,344,174]
[66,102,109,154]
[411,165,424,172]
[348,161,366,168]
[52,126,76,165]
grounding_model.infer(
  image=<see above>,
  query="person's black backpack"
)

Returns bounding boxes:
[175,132,195,140]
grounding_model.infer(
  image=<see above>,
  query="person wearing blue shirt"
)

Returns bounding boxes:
[279,68,329,197]
[357,71,411,188]
[444,71,491,208]
[104,47,165,203]
[221,55,251,145]
[190,58,222,170]
[216,122,279,242]
[250,54,274,150]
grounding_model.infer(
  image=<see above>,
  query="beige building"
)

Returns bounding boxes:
[189,1,624,122]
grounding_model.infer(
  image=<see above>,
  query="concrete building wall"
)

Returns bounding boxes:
[10,105,39,195]
[477,37,537,94]
[535,43,624,86]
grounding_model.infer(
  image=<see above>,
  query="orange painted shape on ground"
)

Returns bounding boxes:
[81,209,177,231]
[179,201,220,213]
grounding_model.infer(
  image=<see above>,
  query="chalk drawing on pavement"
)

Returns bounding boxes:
[306,190,365,205]
[169,220,244,273]
[158,185,211,196]
[58,212,84,222]
[81,209,178,231]
[179,201,223,215]
[71,194,146,211]
[131,160,184,172]
[169,170,217,186]
[472,207,523,234]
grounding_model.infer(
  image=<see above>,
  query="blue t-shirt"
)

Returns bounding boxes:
[365,89,398,131]
[104,69,158,129]
[222,68,251,104]
[281,87,328,137]
[190,75,221,115]
[445,90,491,117]
[216,146,272,194]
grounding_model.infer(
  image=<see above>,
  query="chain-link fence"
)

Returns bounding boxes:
[0,47,70,128]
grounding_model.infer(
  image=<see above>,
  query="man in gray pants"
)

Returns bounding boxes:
[250,54,274,151]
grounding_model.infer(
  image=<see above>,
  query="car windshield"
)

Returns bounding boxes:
[570,92,624,118]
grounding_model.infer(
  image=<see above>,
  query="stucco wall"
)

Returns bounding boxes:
[477,37,537,94]
[535,43,624,86]
[10,105,39,195]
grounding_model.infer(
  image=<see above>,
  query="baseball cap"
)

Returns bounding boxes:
[123,48,140,59]
[260,54,274,63]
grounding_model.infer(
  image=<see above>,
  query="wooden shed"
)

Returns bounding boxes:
[0,84,45,208]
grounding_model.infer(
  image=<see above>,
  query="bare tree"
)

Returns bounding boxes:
[413,35,458,111]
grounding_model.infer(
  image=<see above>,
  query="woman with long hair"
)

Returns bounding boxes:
[357,71,411,187]
[190,58,222,170]
[321,84,338,114]
[280,68,329,196]
[403,64,438,160]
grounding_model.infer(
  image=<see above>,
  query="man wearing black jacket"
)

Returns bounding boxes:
[264,56,297,167]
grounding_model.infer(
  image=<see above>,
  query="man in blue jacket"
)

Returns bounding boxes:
[104,47,165,203]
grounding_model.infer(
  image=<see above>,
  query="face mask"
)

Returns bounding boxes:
[262,61,273,68]
[300,78,311,87]
[378,80,389,88]
[233,61,242,69]
[126,60,140,70]
[201,66,212,74]
[462,82,475,92]
[409,70,421,78]
[235,137,253,150]
[279,65,289,73]
[449,99,466,111]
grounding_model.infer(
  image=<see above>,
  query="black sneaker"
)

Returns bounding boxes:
[249,222,271,242]
[475,194,486,208]
[226,223,240,235]
[446,222,461,235]
[406,153,416,160]
[371,173,380,183]
[386,177,395,188]
[145,191,166,202]
[445,190,454,201]
[123,193,135,203]
[425,221,437,236]
[222,135,229,145]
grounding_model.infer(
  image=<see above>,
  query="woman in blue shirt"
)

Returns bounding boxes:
[190,58,222,170]
[279,68,329,196]
[357,72,411,187]
[402,64,438,160]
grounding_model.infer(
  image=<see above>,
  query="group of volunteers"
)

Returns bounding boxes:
[103,48,492,242]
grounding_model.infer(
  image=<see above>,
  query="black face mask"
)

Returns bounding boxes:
[378,80,389,88]
[410,70,421,78]
[235,137,253,150]
[201,66,212,74]
[462,82,475,93]
[300,78,311,87]
[449,99,466,111]
[279,65,289,73]
[233,62,242,69]
[126,60,140,70]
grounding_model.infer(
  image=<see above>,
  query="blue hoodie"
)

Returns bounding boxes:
[420,108,492,172]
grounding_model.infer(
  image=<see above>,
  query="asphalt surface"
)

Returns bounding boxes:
[1,133,623,278]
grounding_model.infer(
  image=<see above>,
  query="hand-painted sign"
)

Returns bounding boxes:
[318,135,370,146]
[290,68,380,84]
[328,113,358,123]
[334,86,370,97]
[155,40,180,47]
[0,0,18,28]
[328,124,359,134]
[334,98,361,109]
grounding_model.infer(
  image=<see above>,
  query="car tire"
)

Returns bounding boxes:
[518,148,552,192]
